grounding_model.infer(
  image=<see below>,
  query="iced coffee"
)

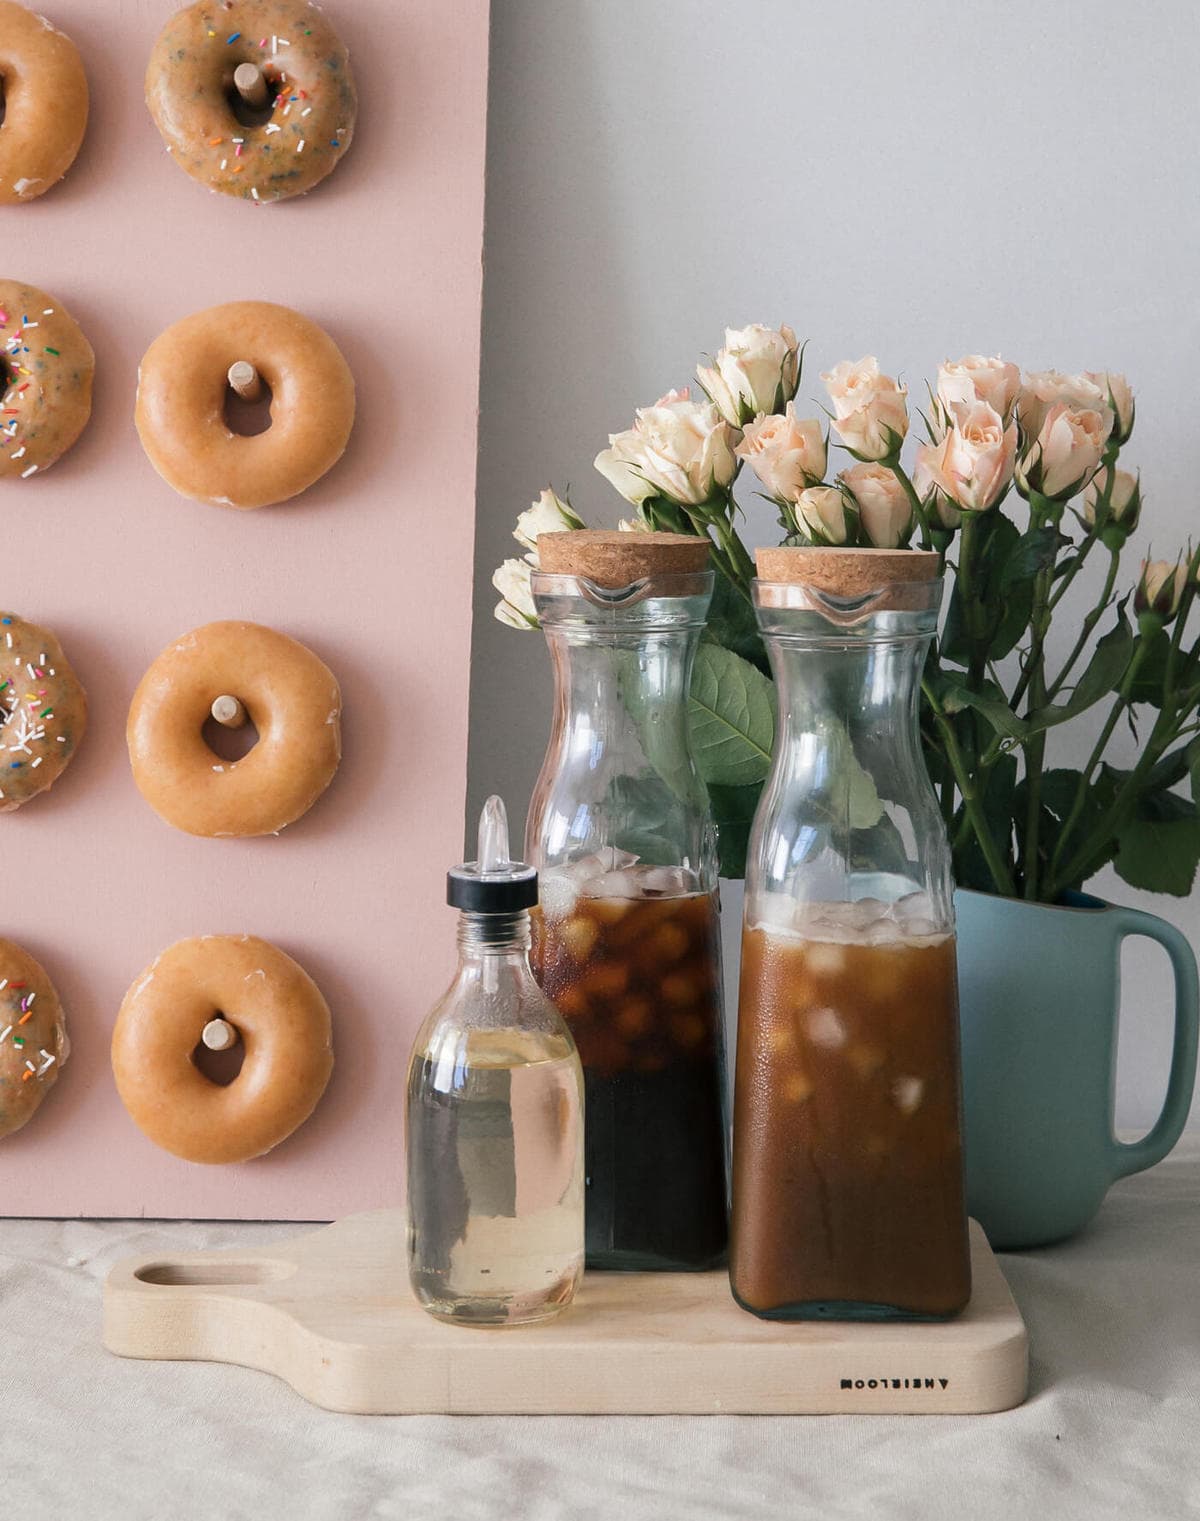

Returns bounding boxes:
[531,849,728,1270]
[730,893,970,1319]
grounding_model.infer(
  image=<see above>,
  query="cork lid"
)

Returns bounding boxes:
[756,546,941,597]
[536,530,710,588]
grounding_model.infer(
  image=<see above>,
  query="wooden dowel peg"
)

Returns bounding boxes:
[211,695,247,728]
[201,1018,239,1052]
[233,62,269,109]
[227,361,263,404]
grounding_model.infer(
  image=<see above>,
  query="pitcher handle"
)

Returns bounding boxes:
[1106,907,1199,1180]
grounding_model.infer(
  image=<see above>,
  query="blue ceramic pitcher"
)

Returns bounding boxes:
[955,889,1199,1249]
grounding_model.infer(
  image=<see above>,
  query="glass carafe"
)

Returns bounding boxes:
[730,547,970,1320]
[526,530,728,1271]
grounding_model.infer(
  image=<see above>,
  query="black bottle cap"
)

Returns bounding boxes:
[447,795,538,914]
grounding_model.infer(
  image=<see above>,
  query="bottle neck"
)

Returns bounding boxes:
[456,911,532,956]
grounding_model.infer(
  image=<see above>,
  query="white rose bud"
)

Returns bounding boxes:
[617,516,649,533]
[1017,370,1112,447]
[735,402,826,502]
[914,400,1018,514]
[696,324,800,427]
[513,487,584,558]
[821,356,909,461]
[795,485,854,546]
[838,462,914,547]
[936,355,1021,424]
[1017,402,1109,500]
[492,557,538,629]
[1085,370,1135,444]
[595,387,740,507]
[1134,557,1188,621]
[1081,467,1140,530]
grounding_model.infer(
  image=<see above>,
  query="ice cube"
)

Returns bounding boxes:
[538,872,579,920]
[804,942,847,977]
[805,1006,847,1048]
[565,848,639,884]
[636,865,695,897]
[892,1075,924,1114]
[581,868,644,899]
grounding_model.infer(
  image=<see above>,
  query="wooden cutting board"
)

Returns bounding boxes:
[103,1213,1028,1415]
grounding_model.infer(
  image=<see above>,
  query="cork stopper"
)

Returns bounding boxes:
[756,546,940,598]
[536,530,710,588]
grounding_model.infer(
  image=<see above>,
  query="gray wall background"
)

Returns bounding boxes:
[468,0,1200,1128]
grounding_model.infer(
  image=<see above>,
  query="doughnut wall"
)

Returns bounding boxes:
[2,0,490,1218]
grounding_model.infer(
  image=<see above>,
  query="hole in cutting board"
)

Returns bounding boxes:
[203,711,259,763]
[134,1259,296,1286]
[191,1021,245,1087]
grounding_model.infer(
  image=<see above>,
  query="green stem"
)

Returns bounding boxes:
[1047,548,1121,702]
[1045,638,1152,893]
[1018,495,1054,899]
[886,458,933,550]
[923,677,1015,896]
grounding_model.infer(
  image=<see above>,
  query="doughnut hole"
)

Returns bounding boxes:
[203,705,259,763]
[224,67,281,129]
[191,1018,245,1087]
[223,374,273,437]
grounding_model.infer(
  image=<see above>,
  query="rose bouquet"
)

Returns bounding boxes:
[495,324,1200,902]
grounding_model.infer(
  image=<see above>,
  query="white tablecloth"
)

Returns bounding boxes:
[3,1138,1198,1521]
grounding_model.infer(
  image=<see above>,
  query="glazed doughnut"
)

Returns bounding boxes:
[0,611,87,811]
[127,620,341,838]
[0,281,94,479]
[0,2,88,203]
[135,301,355,509]
[112,934,333,1164]
[146,0,356,203]
[0,938,68,1139]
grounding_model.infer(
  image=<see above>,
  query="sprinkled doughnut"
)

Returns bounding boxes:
[146,0,356,203]
[0,2,88,203]
[135,300,354,509]
[0,611,86,811]
[0,281,94,479]
[0,939,68,1139]
[112,934,333,1164]
[127,620,341,838]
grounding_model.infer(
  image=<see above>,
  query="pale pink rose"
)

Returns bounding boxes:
[514,487,583,557]
[1017,370,1112,446]
[936,355,1021,424]
[493,557,538,628]
[1019,403,1109,499]
[913,400,1017,513]
[795,485,853,545]
[1084,370,1134,443]
[838,462,913,548]
[821,356,909,460]
[1135,557,1187,620]
[696,324,800,426]
[1081,467,1140,528]
[735,403,826,501]
[595,388,740,507]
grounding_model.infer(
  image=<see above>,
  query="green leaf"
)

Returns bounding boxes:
[1127,626,1171,706]
[704,570,769,674]
[1190,739,1200,806]
[687,643,776,787]
[940,676,1028,740]
[850,813,912,878]
[1113,791,1200,897]
[1001,523,1063,590]
[953,753,1017,892]
[1025,606,1134,732]
[708,781,761,879]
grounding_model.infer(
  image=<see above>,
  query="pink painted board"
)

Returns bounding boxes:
[1,0,490,1217]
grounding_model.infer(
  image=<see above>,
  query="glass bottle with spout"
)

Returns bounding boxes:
[730,546,971,1321]
[526,530,729,1271]
[405,794,585,1327]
